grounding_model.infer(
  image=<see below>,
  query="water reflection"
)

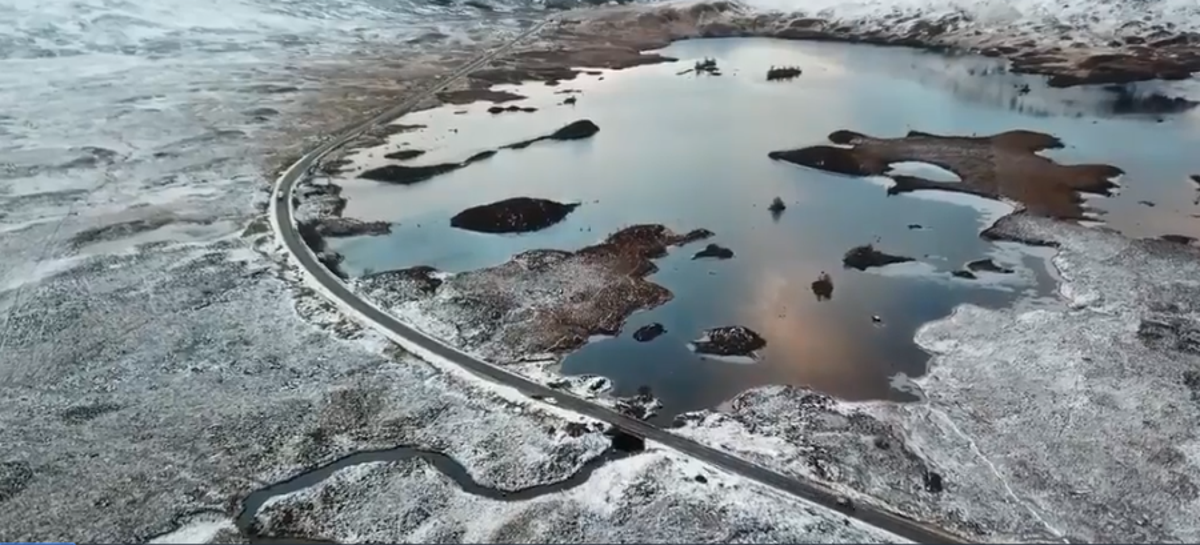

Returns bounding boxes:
[332,38,1200,418]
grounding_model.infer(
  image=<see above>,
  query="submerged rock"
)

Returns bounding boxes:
[951,270,977,280]
[769,129,1122,220]
[449,197,580,234]
[692,326,766,357]
[966,258,1014,274]
[633,323,666,342]
[692,243,734,260]
[842,244,914,271]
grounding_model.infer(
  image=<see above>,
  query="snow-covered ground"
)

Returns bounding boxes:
[250,448,903,543]
[5,0,1200,542]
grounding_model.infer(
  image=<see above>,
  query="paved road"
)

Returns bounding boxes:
[271,20,969,545]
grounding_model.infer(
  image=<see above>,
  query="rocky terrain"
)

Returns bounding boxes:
[690,326,768,358]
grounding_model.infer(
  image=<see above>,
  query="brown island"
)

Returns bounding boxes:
[356,224,715,362]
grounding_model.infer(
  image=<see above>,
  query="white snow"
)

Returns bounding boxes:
[148,514,237,545]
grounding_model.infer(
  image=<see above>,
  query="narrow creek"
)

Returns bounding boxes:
[236,432,642,540]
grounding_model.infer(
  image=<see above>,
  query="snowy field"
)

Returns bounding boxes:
[4,0,1200,542]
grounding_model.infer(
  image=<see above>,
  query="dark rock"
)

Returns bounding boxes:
[842,244,914,271]
[563,96,577,106]
[811,272,833,301]
[951,270,977,280]
[504,119,600,150]
[383,149,425,161]
[1191,174,1200,187]
[924,470,945,493]
[633,323,666,342]
[359,162,462,185]
[465,150,497,164]
[1139,200,1157,207]
[692,243,734,260]
[693,57,719,75]
[873,436,890,449]
[1161,234,1196,245]
[463,0,493,10]
[966,258,1014,274]
[694,474,708,484]
[548,119,600,141]
[450,197,580,234]
[692,325,766,357]
[563,422,589,437]
[907,224,923,230]
[768,196,786,212]
[0,461,33,504]
[766,66,802,81]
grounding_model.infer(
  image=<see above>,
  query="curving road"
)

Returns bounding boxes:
[270,18,968,545]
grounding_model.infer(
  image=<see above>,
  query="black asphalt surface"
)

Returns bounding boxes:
[271,20,969,545]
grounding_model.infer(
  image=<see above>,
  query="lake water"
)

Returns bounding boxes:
[329,37,1200,419]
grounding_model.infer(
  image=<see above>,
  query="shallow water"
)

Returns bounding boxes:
[332,37,1200,418]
